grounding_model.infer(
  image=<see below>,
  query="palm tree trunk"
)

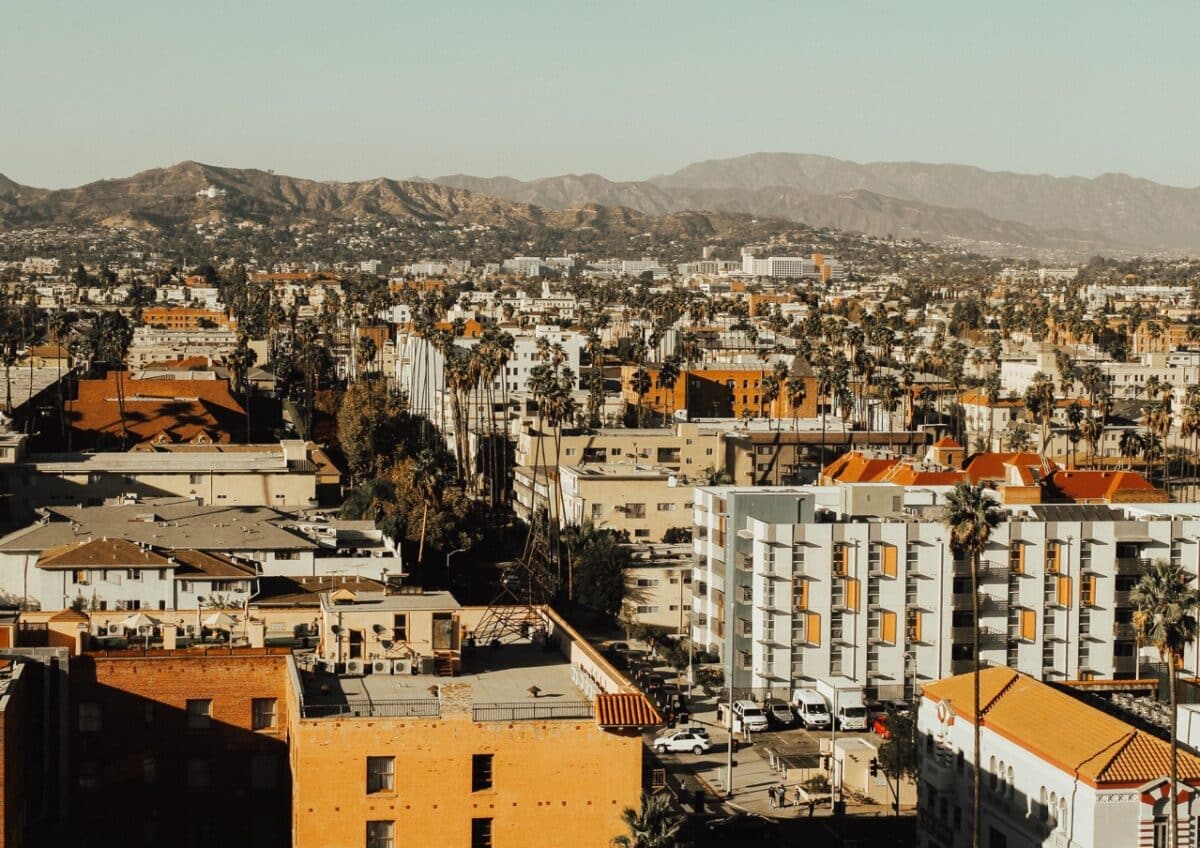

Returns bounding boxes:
[972,550,982,848]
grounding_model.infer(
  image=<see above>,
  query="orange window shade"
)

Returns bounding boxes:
[845,578,860,612]
[1019,608,1036,641]
[1057,575,1072,608]
[1081,574,1096,607]
[881,610,897,644]
[882,545,898,577]
[805,611,821,646]
[907,610,923,642]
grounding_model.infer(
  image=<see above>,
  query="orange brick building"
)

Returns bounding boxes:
[621,364,818,420]
[142,307,233,331]
[69,649,292,847]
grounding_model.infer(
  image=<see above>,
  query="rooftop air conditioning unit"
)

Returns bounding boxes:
[343,659,365,677]
[106,624,120,636]
[392,659,412,676]
[184,624,197,636]
[371,660,389,675]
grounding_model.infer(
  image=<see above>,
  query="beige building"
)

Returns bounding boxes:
[622,543,693,631]
[0,438,339,513]
[559,463,695,542]
[516,422,723,474]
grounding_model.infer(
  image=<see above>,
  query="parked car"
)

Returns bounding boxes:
[607,641,631,654]
[732,700,769,733]
[652,730,712,755]
[872,712,892,739]
[792,688,831,729]
[765,701,795,728]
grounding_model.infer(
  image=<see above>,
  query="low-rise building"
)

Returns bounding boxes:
[918,668,1200,848]
[622,542,693,631]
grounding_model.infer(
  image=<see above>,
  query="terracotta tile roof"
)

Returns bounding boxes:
[70,373,245,447]
[932,435,962,448]
[38,538,172,570]
[821,451,903,483]
[1047,470,1167,503]
[49,608,89,622]
[923,668,1200,787]
[964,452,1051,483]
[879,465,965,486]
[595,692,662,728]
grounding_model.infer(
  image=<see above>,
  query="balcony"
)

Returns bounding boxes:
[1114,622,1137,639]
[1116,557,1151,574]
[737,553,754,572]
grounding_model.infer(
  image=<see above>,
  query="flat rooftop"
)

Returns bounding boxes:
[299,639,589,720]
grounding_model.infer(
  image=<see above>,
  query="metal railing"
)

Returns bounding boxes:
[472,701,595,722]
[301,698,441,719]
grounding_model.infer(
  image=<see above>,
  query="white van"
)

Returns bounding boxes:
[792,688,831,729]
[732,699,769,732]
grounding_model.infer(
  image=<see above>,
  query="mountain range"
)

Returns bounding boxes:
[2,154,1199,257]
[433,153,1200,256]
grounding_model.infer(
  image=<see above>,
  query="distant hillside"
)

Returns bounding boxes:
[432,153,1200,255]
[0,162,762,244]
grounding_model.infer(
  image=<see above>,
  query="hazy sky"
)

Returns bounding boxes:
[4,1,1199,189]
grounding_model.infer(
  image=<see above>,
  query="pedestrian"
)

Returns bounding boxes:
[767,786,777,809]
[794,785,803,806]
[778,782,788,808]
[808,798,815,818]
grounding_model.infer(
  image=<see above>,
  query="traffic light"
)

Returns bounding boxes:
[869,757,879,777]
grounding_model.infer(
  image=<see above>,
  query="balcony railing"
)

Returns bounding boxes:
[301,698,441,719]
[1116,557,1151,574]
[1114,622,1137,640]
[471,701,595,722]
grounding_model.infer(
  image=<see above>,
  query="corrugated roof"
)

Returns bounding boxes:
[924,668,1200,787]
[595,692,661,728]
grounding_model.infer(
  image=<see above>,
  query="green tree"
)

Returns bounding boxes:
[1132,560,1199,848]
[942,482,1002,848]
[336,379,410,484]
[612,792,685,848]
[564,525,631,617]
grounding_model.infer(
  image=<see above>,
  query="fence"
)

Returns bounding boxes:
[301,698,440,719]
[471,701,594,722]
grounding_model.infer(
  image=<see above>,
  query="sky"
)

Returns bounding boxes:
[4,1,1199,189]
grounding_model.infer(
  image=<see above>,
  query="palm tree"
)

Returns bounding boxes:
[47,309,74,444]
[612,792,685,848]
[226,333,258,443]
[1132,560,1199,848]
[1024,371,1056,468]
[942,482,1002,848]
[631,366,651,428]
[656,355,681,425]
[1120,429,1144,471]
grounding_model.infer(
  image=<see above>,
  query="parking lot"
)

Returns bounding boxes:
[603,639,887,820]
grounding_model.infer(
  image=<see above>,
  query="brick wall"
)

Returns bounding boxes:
[69,649,292,848]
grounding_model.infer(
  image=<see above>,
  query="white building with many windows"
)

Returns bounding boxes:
[918,667,1200,848]
[691,484,1200,701]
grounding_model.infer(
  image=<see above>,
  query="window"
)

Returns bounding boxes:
[636,605,659,615]
[79,702,101,732]
[367,756,395,793]
[880,610,897,645]
[471,818,493,848]
[472,753,494,791]
[127,568,141,581]
[367,821,395,848]
[251,754,277,790]
[392,614,408,642]
[636,578,660,588]
[252,698,277,730]
[187,758,211,788]
[189,473,204,485]
[78,761,98,789]
[590,503,604,519]
[187,699,212,729]
[656,502,677,512]
[72,569,89,585]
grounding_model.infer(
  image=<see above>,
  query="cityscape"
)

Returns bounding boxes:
[4,3,1200,847]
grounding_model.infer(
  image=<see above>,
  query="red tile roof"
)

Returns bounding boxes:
[924,668,1200,788]
[595,692,662,728]
[932,435,962,448]
[38,538,172,570]
[70,373,245,447]
[1047,470,1167,503]
[963,452,1050,483]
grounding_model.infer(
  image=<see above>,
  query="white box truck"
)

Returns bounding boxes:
[816,677,867,731]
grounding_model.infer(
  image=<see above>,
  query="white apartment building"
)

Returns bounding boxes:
[918,667,1200,848]
[691,484,1200,701]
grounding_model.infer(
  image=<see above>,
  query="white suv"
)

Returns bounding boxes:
[733,700,769,732]
[652,730,712,754]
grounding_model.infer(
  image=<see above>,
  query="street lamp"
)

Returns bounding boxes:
[446,548,467,588]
